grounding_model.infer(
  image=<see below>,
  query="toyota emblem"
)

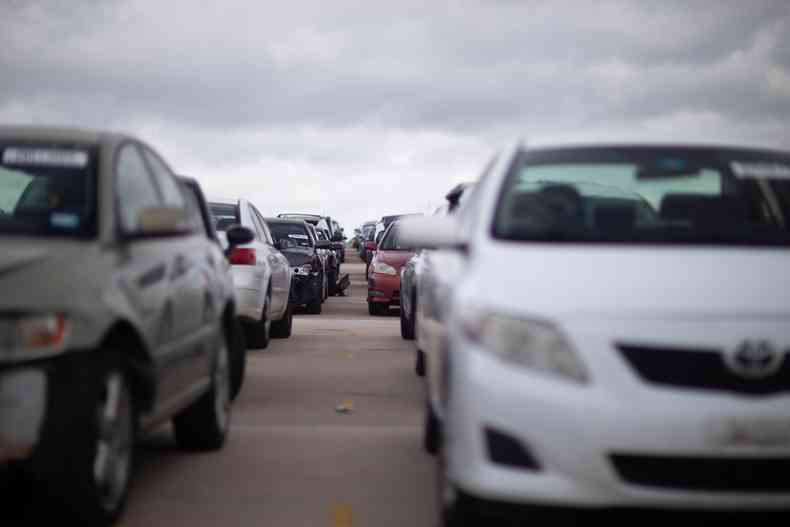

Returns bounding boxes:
[724,340,784,379]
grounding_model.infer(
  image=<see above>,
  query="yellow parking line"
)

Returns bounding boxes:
[331,503,354,527]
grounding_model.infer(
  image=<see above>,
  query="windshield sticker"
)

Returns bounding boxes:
[731,161,790,180]
[3,147,89,168]
[288,234,309,239]
[50,212,80,229]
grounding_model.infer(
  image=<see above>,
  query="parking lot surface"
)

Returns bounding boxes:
[122,256,435,527]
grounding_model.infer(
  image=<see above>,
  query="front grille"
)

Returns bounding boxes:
[611,454,790,492]
[618,344,790,396]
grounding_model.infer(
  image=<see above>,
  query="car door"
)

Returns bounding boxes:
[252,207,291,318]
[114,143,187,404]
[141,145,213,390]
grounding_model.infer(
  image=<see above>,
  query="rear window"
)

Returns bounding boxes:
[269,222,313,247]
[0,143,97,238]
[209,202,240,231]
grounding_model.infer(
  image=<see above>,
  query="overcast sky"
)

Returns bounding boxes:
[1,0,789,231]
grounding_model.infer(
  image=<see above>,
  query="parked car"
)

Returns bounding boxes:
[208,198,294,347]
[358,221,377,260]
[401,142,790,525]
[266,218,331,314]
[178,177,251,400]
[0,126,252,525]
[278,213,344,294]
[367,221,416,316]
[401,183,475,377]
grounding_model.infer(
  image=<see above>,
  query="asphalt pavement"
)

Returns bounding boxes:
[123,255,436,526]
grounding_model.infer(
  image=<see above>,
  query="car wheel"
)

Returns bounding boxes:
[424,399,441,455]
[415,349,426,377]
[436,452,482,527]
[245,290,271,349]
[368,301,387,316]
[271,302,294,338]
[29,353,135,525]
[173,335,231,451]
[400,300,415,340]
[306,286,323,314]
[228,316,247,401]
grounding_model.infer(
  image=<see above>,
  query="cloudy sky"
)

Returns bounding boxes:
[1,0,789,231]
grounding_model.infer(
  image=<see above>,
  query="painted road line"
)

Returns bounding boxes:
[331,503,353,527]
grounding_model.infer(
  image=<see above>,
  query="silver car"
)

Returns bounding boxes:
[209,198,294,346]
[0,126,248,525]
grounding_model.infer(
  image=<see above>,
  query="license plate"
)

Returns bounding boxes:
[709,417,790,447]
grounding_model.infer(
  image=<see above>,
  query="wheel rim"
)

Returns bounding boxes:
[214,340,231,432]
[94,371,133,512]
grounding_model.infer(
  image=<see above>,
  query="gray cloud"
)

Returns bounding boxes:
[1,0,789,229]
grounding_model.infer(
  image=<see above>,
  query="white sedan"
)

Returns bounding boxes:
[401,140,790,524]
[209,198,293,347]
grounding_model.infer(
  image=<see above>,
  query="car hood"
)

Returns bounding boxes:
[0,237,110,311]
[376,250,415,271]
[470,243,790,320]
[281,246,314,267]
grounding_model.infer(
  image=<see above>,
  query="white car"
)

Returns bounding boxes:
[401,141,790,524]
[209,198,294,347]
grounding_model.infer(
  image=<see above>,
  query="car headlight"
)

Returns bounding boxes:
[372,262,398,275]
[294,264,313,276]
[1,314,69,357]
[460,311,588,384]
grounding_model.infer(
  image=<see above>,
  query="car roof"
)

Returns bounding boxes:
[265,217,309,226]
[0,125,132,147]
[518,138,790,156]
[207,197,239,205]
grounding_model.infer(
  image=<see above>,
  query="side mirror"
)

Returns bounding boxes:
[134,207,187,236]
[315,240,331,250]
[399,216,466,251]
[225,225,255,257]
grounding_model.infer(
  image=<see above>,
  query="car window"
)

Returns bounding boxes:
[181,181,209,236]
[209,202,240,231]
[251,206,274,244]
[142,147,186,209]
[269,222,313,247]
[0,144,97,238]
[116,144,163,232]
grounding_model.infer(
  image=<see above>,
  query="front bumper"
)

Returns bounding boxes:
[291,273,322,306]
[444,342,790,511]
[368,273,400,305]
[0,367,47,463]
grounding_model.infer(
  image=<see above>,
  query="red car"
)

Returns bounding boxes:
[367,221,415,315]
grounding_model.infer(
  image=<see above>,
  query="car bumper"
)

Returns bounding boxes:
[0,366,47,463]
[444,343,790,511]
[368,273,400,304]
[291,273,322,306]
[231,266,264,321]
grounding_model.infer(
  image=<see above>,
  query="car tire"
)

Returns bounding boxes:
[271,303,294,338]
[29,352,135,526]
[228,316,247,401]
[173,335,231,451]
[400,300,415,340]
[368,301,388,316]
[306,288,323,314]
[415,349,426,377]
[245,291,271,349]
[424,400,441,455]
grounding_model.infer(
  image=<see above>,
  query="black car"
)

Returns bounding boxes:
[277,213,346,293]
[266,218,330,314]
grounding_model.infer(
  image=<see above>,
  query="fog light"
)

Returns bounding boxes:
[485,428,541,470]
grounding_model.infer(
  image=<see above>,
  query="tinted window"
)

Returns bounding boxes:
[0,144,97,237]
[269,222,312,247]
[142,148,185,208]
[379,223,413,251]
[493,146,790,246]
[116,144,162,232]
[209,202,240,231]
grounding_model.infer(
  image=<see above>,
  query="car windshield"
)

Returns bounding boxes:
[0,144,96,238]
[269,222,313,247]
[208,202,240,231]
[493,146,790,246]
[379,223,413,251]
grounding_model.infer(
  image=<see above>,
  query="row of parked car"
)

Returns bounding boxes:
[0,126,347,525]
[390,141,790,524]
